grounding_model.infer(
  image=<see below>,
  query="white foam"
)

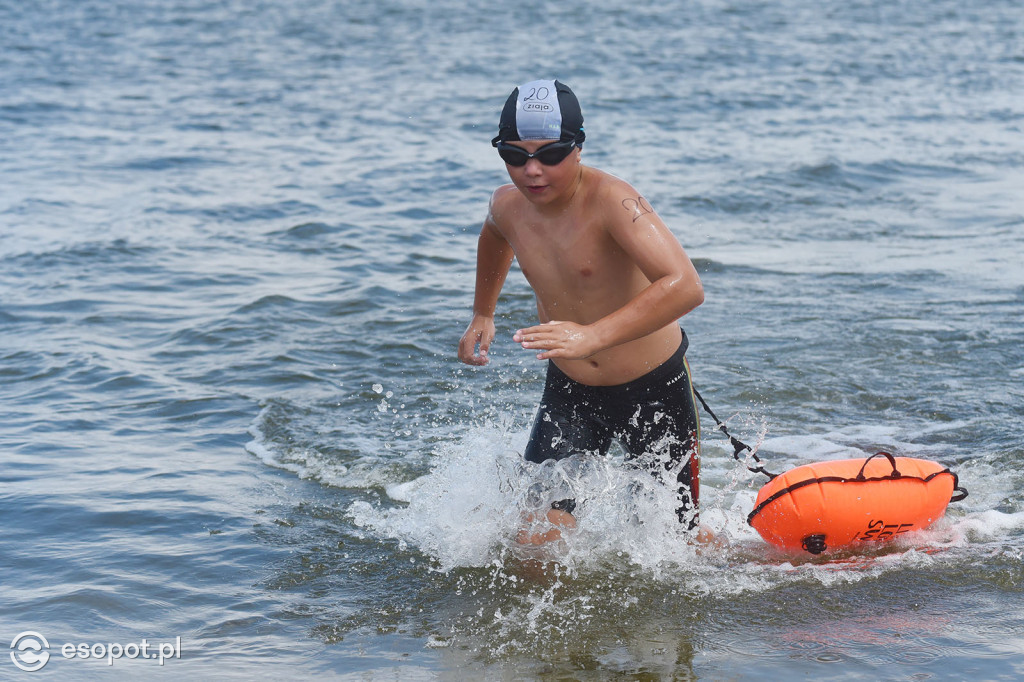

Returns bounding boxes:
[958,509,1024,540]
[348,426,525,571]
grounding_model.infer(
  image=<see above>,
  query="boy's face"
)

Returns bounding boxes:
[502,139,581,205]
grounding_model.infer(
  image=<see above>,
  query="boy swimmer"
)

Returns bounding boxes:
[458,79,705,538]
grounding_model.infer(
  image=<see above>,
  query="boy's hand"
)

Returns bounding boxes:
[514,321,599,360]
[458,315,496,365]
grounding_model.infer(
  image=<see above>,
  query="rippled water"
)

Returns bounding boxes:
[2,0,1022,678]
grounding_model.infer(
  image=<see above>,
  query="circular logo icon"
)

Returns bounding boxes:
[10,631,50,672]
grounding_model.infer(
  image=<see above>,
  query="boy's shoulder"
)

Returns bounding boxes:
[486,183,521,222]
[489,182,520,206]
[582,167,639,200]
[578,168,652,224]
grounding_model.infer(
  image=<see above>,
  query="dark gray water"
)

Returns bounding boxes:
[2,0,1022,678]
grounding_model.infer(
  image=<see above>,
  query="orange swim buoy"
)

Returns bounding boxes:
[747,452,968,554]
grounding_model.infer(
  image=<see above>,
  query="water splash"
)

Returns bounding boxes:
[343,418,1013,581]
[346,422,722,574]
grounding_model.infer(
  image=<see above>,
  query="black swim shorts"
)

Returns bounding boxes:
[524,331,701,528]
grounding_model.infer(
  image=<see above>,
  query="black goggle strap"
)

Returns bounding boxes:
[490,128,585,149]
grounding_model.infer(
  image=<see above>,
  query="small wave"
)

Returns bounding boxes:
[113,156,228,172]
[1,238,156,267]
[272,222,337,239]
[160,200,321,223]
[245,401,415,491]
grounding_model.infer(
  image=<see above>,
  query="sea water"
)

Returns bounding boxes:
[2,0,1022,678]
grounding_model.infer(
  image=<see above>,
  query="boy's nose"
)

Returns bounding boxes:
[523,158,544,175]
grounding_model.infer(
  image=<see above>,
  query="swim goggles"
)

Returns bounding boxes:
[492,139,579,167]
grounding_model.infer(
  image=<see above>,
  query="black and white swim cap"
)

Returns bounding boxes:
[493,79,585,145]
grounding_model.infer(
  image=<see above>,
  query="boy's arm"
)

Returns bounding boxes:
[515,186,703,360]
[458,213,515,366]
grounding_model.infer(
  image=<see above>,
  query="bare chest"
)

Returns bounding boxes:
[506,218,639,318]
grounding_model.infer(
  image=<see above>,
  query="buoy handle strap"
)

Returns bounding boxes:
[944,469,969,503]
[856,451,901,480]
[692,387,778,480]
[857,452,969,503]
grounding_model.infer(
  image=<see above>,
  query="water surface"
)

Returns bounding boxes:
[2,0,1022,678]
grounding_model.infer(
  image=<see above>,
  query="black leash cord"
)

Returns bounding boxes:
[693,387,778,480]
[691,390,969,503]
